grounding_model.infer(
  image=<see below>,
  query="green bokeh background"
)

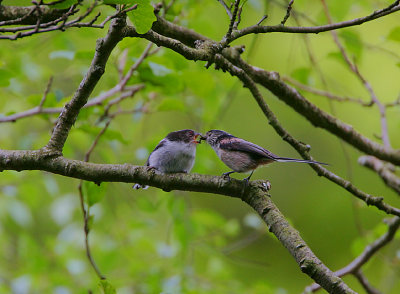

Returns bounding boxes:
[1,0,400,293]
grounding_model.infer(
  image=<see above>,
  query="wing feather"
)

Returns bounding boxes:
[219,137,278,160]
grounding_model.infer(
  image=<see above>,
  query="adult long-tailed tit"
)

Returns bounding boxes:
[133,129,202,189]
[202,130,327,182]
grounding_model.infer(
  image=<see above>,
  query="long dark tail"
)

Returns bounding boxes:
[274,157,328,165]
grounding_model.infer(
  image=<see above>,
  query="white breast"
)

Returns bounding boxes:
[148,141,196,173]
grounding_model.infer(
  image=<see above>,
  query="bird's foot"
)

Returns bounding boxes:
[146,166,156,172]
[222,171,235,182]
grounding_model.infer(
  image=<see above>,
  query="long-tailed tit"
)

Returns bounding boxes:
[203,129,327,182]
[133,129,202,189]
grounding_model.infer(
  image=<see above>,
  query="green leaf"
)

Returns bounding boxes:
[0,68,15,87]
[128,0,157,34]
[291,67,311,84]
[83,181,107,207]
[99,280,116,294]
[387,27,400,42]
[339,30,363,60]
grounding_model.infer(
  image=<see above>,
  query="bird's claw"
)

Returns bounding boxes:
[222,172,233,182]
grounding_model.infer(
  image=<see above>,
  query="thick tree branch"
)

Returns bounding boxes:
[0,148,355,293]
[0,5,69,25]
[45,17,125,153]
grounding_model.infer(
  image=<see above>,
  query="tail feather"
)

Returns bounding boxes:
[275,157,328,165]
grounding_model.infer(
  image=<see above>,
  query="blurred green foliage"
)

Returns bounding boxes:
[1,0,400,293]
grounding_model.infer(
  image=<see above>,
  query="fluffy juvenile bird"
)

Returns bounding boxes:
[133,129,201,189]
[203,129,327,182]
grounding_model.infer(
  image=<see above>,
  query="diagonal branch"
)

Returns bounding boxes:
[45,17,126,153]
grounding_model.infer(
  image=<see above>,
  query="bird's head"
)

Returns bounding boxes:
[165,129,202,145]
[202,129,231,147]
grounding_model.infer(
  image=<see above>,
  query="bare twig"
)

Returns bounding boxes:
[221,0,240,45]
[359,156,400,195]
[305,216,400,292]
[230,1,400,41]
[0,1,131,40]
[281,0,294,25]
[321,0,391,148]
[256,15,268,26]
[217,0,233,18]
[77,183,106,280]
[385,93,400,108]
[354,270,382,294]
[282,76,370,105]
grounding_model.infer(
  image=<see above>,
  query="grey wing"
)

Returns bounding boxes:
[146,139,166,166]
[219,137,278,160]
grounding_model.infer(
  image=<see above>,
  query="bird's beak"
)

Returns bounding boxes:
[194,133,203,144]
[198,133,207,143]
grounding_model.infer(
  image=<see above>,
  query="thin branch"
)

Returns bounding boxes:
[281,0,294,25]
[0,5,70,25]
[77,183,106,280]
[222,0,240,45]
[320,0,391,148]
[385,93,400,108]
[217,0,233,18]
[305,216,400,292]
[230,1,400,41]
[39,76,54,107]
[359,156,400,195]
[0,85,143,123]
[354,270,382,294]
[256,15,268,26]
[282,76,369,105]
